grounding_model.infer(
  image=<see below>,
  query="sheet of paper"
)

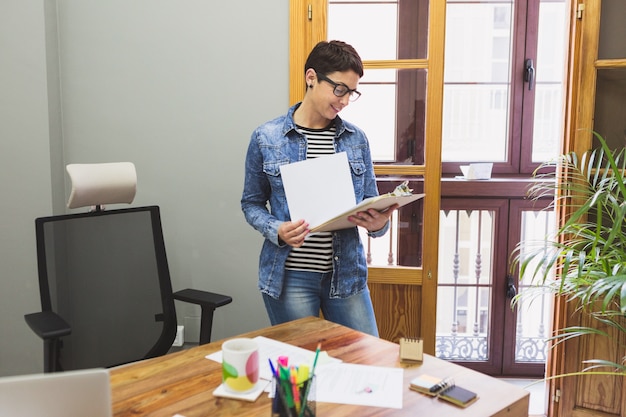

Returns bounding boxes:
[315,363,404,408]
[206,336,341,381]
[279,152,356,229]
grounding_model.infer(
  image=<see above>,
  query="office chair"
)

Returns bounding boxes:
[24,162,232,372]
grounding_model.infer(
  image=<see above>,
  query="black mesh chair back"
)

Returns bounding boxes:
[33,206,176,371]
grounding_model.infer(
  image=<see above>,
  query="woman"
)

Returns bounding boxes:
[241,40,396,336]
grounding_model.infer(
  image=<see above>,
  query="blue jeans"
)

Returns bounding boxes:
[262,269,379,337]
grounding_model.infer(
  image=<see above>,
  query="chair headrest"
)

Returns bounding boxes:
[66,162,137,209]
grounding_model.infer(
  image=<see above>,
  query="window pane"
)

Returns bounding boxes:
[436,208,495,362]
[328,1,429,60]
[442,1,513,162]
[340,69,427,165]
[598,0,626,60]
[361,179,424,267]
[436,287,490,361]
[438,209,494,286]
[442,84,509,162]
[592,68,626,150]
[531,1,566,162]
[515,209,555,363]
[329,3,398,60]
[340,70,397,161]
[531,85,564,162]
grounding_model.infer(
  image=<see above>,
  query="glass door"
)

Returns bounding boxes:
[436,0,567,377]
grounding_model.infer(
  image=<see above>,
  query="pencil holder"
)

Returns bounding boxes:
[272,375,316,417]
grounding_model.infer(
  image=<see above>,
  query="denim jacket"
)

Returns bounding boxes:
[241,103,388,299]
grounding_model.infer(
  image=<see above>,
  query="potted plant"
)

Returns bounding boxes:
[511,132,626,376]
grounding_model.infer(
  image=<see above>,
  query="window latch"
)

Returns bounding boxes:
[524,59,535,91]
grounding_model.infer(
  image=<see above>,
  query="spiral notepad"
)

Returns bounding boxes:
[409,374,478,408]
[399,337,423,362]
[439,384,478,408]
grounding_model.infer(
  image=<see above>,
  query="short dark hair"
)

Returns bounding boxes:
[304,40,364,78]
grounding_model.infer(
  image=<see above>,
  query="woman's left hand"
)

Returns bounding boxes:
[347,204,399,233]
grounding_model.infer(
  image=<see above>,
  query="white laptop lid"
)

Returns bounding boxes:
[0,368,112,417]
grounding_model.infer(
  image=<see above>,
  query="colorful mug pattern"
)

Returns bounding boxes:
[221,338,260,393]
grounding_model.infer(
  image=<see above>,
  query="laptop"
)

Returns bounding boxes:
[0,368,112,417]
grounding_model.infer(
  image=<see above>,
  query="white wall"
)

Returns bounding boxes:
[0,0,289,376]
[0,0,55,376]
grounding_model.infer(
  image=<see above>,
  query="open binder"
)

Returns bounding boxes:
[309,192,424,232]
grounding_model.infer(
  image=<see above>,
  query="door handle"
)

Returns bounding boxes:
[506,274,517,299]
[524,59,535,91]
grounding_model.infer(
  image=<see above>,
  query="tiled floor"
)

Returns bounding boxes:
[498,378,546,417]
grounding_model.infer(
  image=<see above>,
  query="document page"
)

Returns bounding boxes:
[315,363,404,408]
[279,152,356,230]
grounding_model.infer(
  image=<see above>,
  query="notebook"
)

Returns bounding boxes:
[438,384,479,408]
[398,337,423,362]
[408,373,443,396]
[0,368,112,417]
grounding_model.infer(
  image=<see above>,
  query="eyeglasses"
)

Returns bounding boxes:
[316,73,362,102]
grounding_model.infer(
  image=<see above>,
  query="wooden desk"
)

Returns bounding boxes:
[110,317,529,417]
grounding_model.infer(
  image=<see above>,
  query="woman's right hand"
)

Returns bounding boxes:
[278,219,310,247]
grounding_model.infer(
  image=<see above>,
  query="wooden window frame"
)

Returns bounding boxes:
[289,0,446,353]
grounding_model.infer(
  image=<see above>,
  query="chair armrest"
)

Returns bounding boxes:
[173,288,232,344]
[173,288,232,309]
[24,311,71,340]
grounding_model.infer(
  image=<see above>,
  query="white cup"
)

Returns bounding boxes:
[460,163,493,180]
[221,338,260,393]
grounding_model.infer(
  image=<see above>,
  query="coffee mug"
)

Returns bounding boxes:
[221,338,259,393]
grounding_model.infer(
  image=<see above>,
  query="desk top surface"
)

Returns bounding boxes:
[110,317,529,417]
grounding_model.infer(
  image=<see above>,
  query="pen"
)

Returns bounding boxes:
[279,364,296,412]
[268,358,278,378]
[311,342,321,375]
[268,359,280,416]
[298,342,321,417]
[290,366,301,414]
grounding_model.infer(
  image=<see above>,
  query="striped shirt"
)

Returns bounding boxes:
[285,124,336,273]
